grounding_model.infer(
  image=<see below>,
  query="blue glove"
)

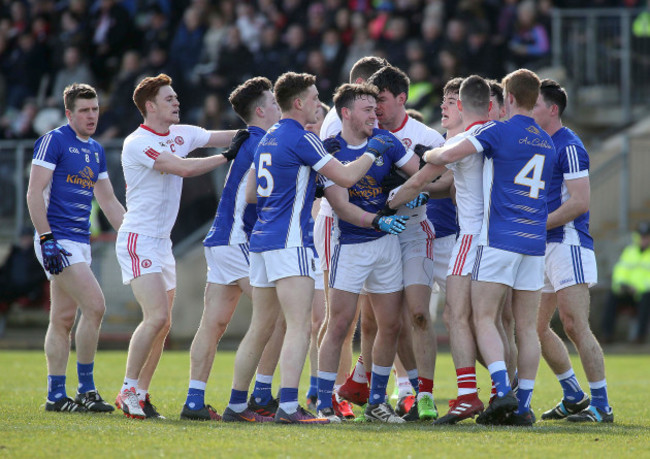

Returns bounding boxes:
[323,137,341,155]
[366,134,394,158]
[405,192,429,209]
[40,234,71,275]
[372,214,409,235]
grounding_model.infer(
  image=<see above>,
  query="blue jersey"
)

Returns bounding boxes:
[468,115,556,256]
[546,127,593,249]
[329,129,410,244]
[249,118,333,252]
[32,124,108,244]
[426,198,458,238]
[204,126,264,247]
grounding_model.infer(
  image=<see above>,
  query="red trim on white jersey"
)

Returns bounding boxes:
[452,234,473,276]
[420,220,435,260]
[127,232,141,278]
[380,113,409,134]
[324,215,333,271]
[140,124,170,136]
[144,147,160,160]
[465,121,488,132]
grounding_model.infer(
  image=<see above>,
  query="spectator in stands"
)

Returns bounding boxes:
[202,26,253,98]
[0,227,49,337]
[4,32,49,110]
[47,45,94,108]
[284,23,309,71]
[601,221,650,344]
[253,24,289,82]
[0,97,39,139]
[507,0,550,70]
[235,2,266,53]
[378,15,410,71]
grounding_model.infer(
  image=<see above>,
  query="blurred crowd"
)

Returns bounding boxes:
[0,0,639,140]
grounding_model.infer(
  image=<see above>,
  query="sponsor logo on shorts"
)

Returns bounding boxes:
[559,277,573,285]
[141,259,152,268]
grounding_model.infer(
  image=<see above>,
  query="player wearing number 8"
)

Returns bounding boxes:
[423,69,555,426]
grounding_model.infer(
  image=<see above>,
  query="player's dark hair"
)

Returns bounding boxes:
[274,72,317,112]
[406,108,424,122]
[229,77,273,123]
[487,79,504,107]
[442,77,463,96]
[459,75,490,114]
[502,68,540,111]
[367,66,410,101]
[539,78,568,117]
[133,73,173,118]
[349,56,390,83]
[333,83,380,119]
[63,83,97,112]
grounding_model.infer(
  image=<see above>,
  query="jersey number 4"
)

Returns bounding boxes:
[514,154,546,198]
[257,153,274,197]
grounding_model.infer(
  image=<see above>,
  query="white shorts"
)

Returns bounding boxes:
[249,247,317,288]
[329,235,403,294]
[313,262,324,291]
[314,214,334,272]
[116,232,176,290]
[447,233,479,277]
[472,245,544,291]
[542,243,597,293]
[432,234,456,293]
[34,238,91,280]
[205,244,250,285]
[400,223,434,288]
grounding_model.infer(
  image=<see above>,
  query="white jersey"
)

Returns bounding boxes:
[445,122,485,234]
[385,115,445,240]
[317,108,343,218]
[119,124,211,238]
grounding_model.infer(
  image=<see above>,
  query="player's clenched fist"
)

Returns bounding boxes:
[372,214,409,235]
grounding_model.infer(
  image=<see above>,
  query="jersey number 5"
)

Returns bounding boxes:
[257,153,274,197]
[514,154,546,198]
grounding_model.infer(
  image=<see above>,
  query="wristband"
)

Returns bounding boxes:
[39,232,54,245]
[360,212,370,227]
[362,152,376,161]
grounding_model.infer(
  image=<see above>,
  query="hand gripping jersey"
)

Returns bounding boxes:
[325,128,411,245]
[546,127,593,250]
[381,114,445,240]
[204,126,264,247]
[445,121,487,235]
[119,124,211,238]
[249,118,333,252]
[32,124,108,243]
[467,115,556,256]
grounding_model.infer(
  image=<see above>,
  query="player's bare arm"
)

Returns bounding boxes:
[245,168,257,204]
[94,178,126,231]
[324,184,375,228]
[424,139,477,166]
[205,130,238,148]
[546,176,590,230]
[152,149,229,178]
[317,154,375,189]
[26,164,54,235]
[388,162,447,209]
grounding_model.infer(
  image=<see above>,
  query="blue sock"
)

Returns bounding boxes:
[317,371,337,410]
[306,376,318,398]
[556,369,585,402]
[185,380,206,410]
[48,375,67,402]
[228,389,248,412]
[487,361,511,398]
[77,362,95,394]
[369,364,391,405]
[407,369,419,396]
[279,387,299,414]
[589,379,610,411]
[516,379,535,414]
[252,374,273,405]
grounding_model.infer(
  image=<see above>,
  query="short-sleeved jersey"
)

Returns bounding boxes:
[249,118,333,252]
[381,115,445,236]
[32,124,108,243]
[445,122,486,234]
[546,127,593,249]
[119,124,211,238]
[204,126,263,247]
[326,129,411,244]
[317,108,343,219]
[467,115,556,256]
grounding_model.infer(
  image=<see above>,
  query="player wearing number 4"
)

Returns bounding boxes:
[224,72,382,424]
[27,83,126,413]
[115,74,239,420]
[533,79,613,423]
[421,69,556,426]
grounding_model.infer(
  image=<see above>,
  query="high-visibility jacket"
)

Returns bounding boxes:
[612,237,650,299]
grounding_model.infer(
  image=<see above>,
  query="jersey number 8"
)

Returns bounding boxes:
[514,154,546,199]
[257,153,274,197]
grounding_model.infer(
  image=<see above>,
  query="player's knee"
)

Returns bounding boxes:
[51,311,76,332]
[412,312,429,330]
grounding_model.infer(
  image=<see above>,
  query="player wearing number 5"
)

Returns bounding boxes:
[423,69,556,426]
[224,72,382,424]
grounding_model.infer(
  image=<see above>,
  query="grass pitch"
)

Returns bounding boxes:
[0,350,648,458]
